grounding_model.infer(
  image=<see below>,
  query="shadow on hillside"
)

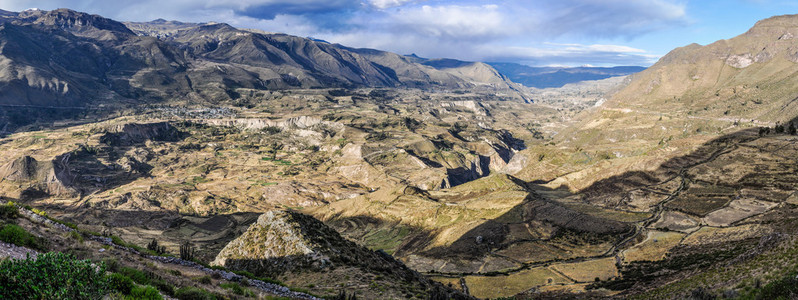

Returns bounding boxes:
[10,199,261,261]
[0,107,102,138]
[369,124,784,274]
[12,199,474,299]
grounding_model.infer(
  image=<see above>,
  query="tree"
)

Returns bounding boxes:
[147,239,166,255]
[775,124,785,134]
[180,241,195,261]
[267,142,283,160]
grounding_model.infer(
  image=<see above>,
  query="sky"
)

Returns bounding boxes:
[2,0,798,67]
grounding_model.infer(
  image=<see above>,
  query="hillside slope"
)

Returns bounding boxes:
[610,14,798,122]
[212,210,471,299]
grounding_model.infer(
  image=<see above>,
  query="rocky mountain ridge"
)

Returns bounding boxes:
[0,8,529,132]
[0,8,523,105]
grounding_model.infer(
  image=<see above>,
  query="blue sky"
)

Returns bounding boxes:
[2,0,797,66]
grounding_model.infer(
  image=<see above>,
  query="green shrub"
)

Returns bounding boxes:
[746,272,798,299]
[128,285,163,300]
[119,266,150,285]
[68,230,84,243]
[104,258,121,272]
[147,239,167,255]
[0,203,18,219]
[108,273,135,294]
[0,224,45,250]
[175,286,216,300]
[111,235,126,246]
[195,275,212,284]
[118,266,174,296]
[0,252,108,299]
[220,282,254,296]
[150,278,175,296]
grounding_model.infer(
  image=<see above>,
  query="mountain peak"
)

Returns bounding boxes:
[17,8,134,36]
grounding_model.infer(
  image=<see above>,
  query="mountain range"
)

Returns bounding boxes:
[0,8,526,111]
[487,62,645,88]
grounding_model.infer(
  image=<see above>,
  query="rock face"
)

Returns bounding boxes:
[0,154,77,197]
[202,116,343,132]
[100,122,182,146]
[211,210,335,275]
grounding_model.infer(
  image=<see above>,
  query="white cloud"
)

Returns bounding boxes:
[367,0,418,9]
[387,4,512,40]
[538,0,688,38]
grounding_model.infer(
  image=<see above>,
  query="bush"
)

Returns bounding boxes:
[118,266,174,296]
[0,203,18,219]
[69,230,84,243]
[119,266,150,285]
[195,275,212,284]
[747,272,798,299]
[150,278,175,296]
[128,285,163,300]
[31,208,47,217]
[0,224,46,250]
[108,273,135,294]
[220,282,254,296]
[175,286,216,300]
[104,258,121,272]
[0,252,108,299]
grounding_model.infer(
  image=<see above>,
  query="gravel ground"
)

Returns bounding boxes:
[0,241,38,260]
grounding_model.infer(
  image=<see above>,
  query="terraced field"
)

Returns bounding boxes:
[418,128,798,298]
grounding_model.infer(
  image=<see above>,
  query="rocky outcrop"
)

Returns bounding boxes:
[725,53,754,68]
[211,210,336,276]
[0,154,77,197]
[440,101,490,116]
[440,130,525,189]
[212,210,470,299]
[441,155,491,189]
[202,116,344,132]
[100,122,182,146]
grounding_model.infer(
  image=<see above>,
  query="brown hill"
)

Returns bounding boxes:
[610,14,798,123]
[212,210,472,299]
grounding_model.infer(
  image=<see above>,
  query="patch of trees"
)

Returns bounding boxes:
[759,122,797,136]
